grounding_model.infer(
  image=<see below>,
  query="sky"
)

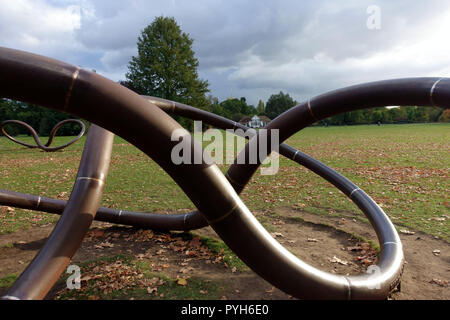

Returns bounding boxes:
[1,0,450,106]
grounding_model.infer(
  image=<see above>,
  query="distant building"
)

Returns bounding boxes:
[239,115,271,128]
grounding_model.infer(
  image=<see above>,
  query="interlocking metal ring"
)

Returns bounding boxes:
[1,119,85,151]
[1,47,446,299]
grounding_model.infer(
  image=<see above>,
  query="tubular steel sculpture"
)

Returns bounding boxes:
[0,47,447,299]
[1,119,85,151]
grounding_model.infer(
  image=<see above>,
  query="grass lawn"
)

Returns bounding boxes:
[0,123,448,240]
[0,122,448,300]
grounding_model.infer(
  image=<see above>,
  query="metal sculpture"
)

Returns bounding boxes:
[1,119,85,151]
[0,47,447,299]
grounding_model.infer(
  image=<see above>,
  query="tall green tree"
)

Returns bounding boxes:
[218,97,255,121]
[126,16,209,113]
[256,99,265,115]
[265,91,296,119]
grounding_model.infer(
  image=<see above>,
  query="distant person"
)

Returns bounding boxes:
[377,121,381,126]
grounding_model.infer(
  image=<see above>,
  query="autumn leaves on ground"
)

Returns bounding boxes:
[0,123,448,300]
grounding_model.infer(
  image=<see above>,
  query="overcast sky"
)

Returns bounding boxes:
[1,0,450,106]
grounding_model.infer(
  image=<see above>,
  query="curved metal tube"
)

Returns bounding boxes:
[1,119,85,151]
[0,188,206,230]
[0,96,394,234]
[2,124,114,299]
[1,47,448,299]
[211,77,450,299]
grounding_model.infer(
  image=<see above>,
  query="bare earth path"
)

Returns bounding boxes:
[0,208,448,300]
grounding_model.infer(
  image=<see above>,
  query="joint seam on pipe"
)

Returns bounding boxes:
[343,277,352,300]
[183,213,188,225]
[64,67,80,111]
[430,78,444,107]
[383,242,398,246]
[307,99,319,121]
[292,150,299,161]
[208,203,238,224]
[36,196,41,209]
[225,172,245,187]
[76,176,104,185]
[349,187,361,198]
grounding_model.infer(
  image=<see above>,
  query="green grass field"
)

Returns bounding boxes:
[0,123,448,240]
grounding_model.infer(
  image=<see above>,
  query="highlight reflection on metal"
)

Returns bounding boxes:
[0,47,446,300]
[1,119,85,151]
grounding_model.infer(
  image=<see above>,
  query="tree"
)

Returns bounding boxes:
[0,99,84,136]
[265,91,296,120]
[219,97,255,121]
[256,100,265,115]
[126,16,209,113]
[438,109,450,122]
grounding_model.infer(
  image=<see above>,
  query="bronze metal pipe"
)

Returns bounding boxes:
[0,96,375,233]
[1,47,447,299]
[1,119,85,151]
[211,78,450,299]
[2,124,114,300]
[0,188,206,230]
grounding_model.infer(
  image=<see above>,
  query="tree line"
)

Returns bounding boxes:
[0,99,84,136]
[1,16,448,137]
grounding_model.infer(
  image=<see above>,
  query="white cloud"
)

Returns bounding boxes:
[0,0,81,54]
[1,0,450,105]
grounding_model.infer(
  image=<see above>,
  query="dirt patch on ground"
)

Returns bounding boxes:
[0,208,448,300]
[273,208,449,300]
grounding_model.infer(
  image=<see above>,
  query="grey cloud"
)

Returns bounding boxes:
[2,0,450,106]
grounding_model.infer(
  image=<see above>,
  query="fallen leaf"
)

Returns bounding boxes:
[81,275,92,282]
[307,238,318,242]
[272,219,285,225]
[400,229,415,235]
[432,250,441,256]
[190,236,202,248]
[347,246,362,252]
[179,266,194,274]
[330,256,348,265]
[136,253,145,260]
[147,287,158,294]
[430,279,448,287]
[156,249,166,255]
[361,259,373,266]
[265,287,275,293]
[92,230,105,238]
[271,232,284,238]
[177,278,187,286]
